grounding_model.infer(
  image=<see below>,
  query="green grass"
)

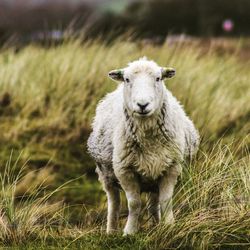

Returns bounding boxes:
[0,37,249,249]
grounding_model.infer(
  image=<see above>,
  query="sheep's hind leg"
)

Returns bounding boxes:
[96,164,120,233]
[147,192,160,226]
[106,186,120,233]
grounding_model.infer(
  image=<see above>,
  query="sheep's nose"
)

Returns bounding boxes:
[137,102,149,111]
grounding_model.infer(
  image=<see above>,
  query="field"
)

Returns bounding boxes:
[0,37,249,249]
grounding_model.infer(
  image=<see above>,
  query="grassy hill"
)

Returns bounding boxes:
[0,37,249,249]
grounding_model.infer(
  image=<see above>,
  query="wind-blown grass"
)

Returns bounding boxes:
[147,142,250,249]
[0,153,66,245]
[0,37,249,248]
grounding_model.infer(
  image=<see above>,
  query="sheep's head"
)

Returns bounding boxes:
[108,58,175,117]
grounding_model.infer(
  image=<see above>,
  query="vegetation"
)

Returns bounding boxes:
[0,37,249,249]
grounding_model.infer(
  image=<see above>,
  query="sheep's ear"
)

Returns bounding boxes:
[161,67,176,79]
[108,69,124,82]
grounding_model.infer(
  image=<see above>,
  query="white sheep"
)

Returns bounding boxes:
[87,57,199,235]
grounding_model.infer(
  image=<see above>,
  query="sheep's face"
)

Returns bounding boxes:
[108,58,175,117]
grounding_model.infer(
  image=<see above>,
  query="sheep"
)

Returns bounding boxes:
[87,57,199,235]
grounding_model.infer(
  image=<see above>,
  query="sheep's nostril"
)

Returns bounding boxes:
[137,102,149,111]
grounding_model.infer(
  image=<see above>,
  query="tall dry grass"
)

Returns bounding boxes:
[0,152,67,245]
[0,37,249,248]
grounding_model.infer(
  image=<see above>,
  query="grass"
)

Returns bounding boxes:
[0,36,249,249]
[0,152,66,245]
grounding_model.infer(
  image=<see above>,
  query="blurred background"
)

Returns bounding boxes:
[0,0,250,46]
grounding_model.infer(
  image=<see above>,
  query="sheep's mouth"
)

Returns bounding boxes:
[136,110,151,116]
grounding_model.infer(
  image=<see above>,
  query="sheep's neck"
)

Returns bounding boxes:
[124,102,170,146]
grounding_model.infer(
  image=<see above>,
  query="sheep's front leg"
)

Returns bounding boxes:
[159,166,180,224]
[116,170,141,235]
[124,185,141,235]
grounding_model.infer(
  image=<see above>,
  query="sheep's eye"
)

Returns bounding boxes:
[156,77,160,82]
[125,78,130,83]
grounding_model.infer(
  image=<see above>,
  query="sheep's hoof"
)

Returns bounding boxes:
[123,226,138,236]
[107,228,118,234]
[123,231,135,236]
[163,215,175,225]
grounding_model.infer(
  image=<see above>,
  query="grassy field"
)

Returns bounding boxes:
[0,37,249,249]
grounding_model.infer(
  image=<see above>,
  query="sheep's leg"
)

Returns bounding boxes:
[147,192,160,226]
[124,187,141,235]
[159,167,179,224]
[106,187,120,233]
[116,171,141,235]
[96,164,120,233]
